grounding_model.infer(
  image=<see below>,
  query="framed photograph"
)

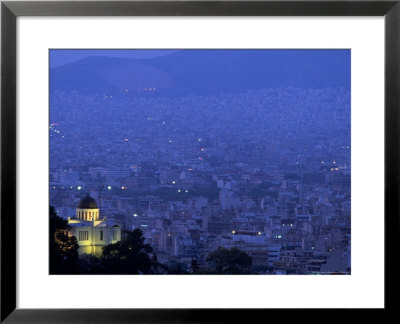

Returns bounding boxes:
[1,0,398,322]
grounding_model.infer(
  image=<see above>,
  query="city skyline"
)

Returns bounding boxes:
[49,49,351,275]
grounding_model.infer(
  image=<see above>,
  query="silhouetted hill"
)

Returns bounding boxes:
[50,50,350,96]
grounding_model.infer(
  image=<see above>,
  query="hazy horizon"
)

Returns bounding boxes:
[50,49,179,68]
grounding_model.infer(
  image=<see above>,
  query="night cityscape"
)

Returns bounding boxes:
[49,49,351,275]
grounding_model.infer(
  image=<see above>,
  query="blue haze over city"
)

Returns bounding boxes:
[49,49,351,275]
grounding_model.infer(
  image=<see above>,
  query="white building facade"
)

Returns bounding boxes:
[68,195,121,257]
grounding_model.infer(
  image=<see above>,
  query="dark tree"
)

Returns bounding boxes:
[190,259,200,274]
[166,261,188,274]
[206,247,252,274]
[49,206,79,274]
[101,228,154,274]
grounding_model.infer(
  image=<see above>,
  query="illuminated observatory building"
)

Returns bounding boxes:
[68,195,121,256]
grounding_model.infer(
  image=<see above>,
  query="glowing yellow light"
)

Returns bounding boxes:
[172,181,176,184]
[133,213,138,217]
[258,232,261,235]
[107,186,112,190]
[232,230,236,234]
[77,186,81,190]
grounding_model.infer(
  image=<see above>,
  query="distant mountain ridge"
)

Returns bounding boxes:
[50,50,350,96]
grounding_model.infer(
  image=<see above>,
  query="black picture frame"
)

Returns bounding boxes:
[1,0,399,322]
